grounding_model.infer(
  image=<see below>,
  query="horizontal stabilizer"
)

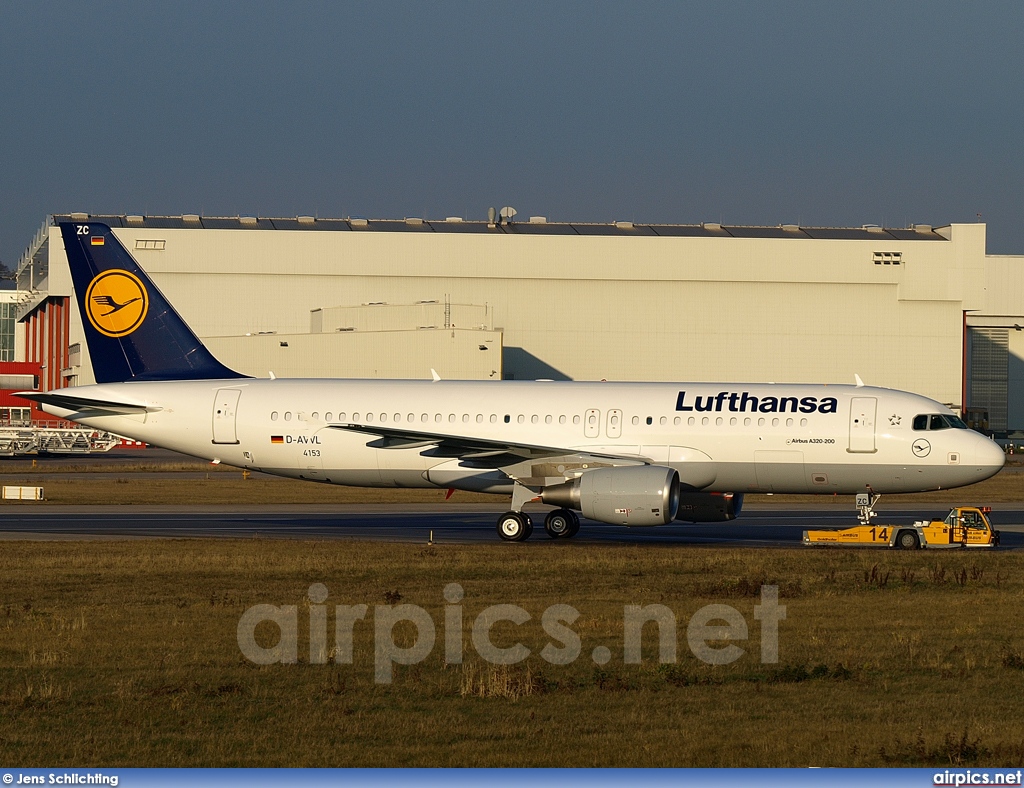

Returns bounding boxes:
[16,391,160,415]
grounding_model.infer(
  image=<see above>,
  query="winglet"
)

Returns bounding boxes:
[854,374,865,387]
[430,368,441,382]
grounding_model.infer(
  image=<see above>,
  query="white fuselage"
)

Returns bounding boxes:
[40,378,1004,496]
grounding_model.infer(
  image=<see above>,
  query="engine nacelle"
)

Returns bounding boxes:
[674,492,744,522]
[542,465,680,526]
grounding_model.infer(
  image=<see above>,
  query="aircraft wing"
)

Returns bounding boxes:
[330,423,649,467]
[15,391,161,415]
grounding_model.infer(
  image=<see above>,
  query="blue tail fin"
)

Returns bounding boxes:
[59,221,247,383]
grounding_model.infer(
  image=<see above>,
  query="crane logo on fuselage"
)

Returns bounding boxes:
[675,391,839,414]
[85,269,149,338]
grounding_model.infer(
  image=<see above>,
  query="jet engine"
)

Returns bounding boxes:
[541,465,680,526]
[674,492,744,522]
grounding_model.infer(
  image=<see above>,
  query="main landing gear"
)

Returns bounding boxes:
[497,511,533,541]
[543,508,580,539]
[496,483,580,541]
[495,508,580,542]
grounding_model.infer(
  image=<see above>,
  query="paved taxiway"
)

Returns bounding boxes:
[1,504,1022,548]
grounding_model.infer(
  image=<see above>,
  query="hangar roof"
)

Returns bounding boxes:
[52,214,949,241]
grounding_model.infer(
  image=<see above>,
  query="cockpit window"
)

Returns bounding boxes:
[913,414,968,431]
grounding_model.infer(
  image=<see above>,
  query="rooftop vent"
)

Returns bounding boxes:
[702,222,722,231]
[126,215,144,225]
[297,215,315,225]
[239,216,258,226]
[70,212,88,221]
[862,224,885,233]
[781,224,800,232]
[405,217,423,225]
[614,221,634,230]
[445,217,464,223]
[529,216,547,224]
[182,214,201,224]
[350,218,368,228]
[913,224,932,233]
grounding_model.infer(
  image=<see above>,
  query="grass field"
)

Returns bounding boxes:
[2,539,1024,766]
[0,461,1021,506]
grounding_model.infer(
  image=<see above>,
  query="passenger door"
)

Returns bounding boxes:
[848,397,877,453]
[212,389,241,445]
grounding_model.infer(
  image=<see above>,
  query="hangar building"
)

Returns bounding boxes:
[10,212,1024,434]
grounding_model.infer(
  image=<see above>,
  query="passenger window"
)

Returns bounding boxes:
[716,417,723,426]
[366,413,374,422]
[573,415,581,425]
[285,412,293,421]
[729,417,737,426]
[421,414,428,422]
[408,413,415,422]
[701,417,709,426]
[380,413,387,422]
[673,416,680,426]
[558,415,566,425]
[646,417,653,425]
[271,411,279,421]
[491,414,497,423]
[394,413,401,422]
[688,417,695,426]
[463,414,470,423]
[339,412,347,421]
[744,417,751,426]
[449,414,456,423]
[504,415,511,423]
[435,414,442,423]
[632,416,640,426]
[518,415,525,424]
[531,415,538,424]
[545,415,552,424]
[758,418,765,427]
[311,412,319,420]
[799,418,807,427]
[476,414,483,423]
[659,416,667,426]
[786,418,793,427]
[772,418,779,427]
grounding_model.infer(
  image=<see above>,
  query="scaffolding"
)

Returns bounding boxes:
[0,426,121,456]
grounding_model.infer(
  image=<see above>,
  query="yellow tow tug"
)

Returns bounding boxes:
[803,496,1000,550]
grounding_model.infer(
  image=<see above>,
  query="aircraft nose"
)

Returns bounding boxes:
[969,434,1005,482]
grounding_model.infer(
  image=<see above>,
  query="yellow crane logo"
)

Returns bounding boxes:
[85,269,149,337]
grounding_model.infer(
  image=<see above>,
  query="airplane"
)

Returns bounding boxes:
[18,221,1005,541]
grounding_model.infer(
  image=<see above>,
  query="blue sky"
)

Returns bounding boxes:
[1,0,1022,267]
